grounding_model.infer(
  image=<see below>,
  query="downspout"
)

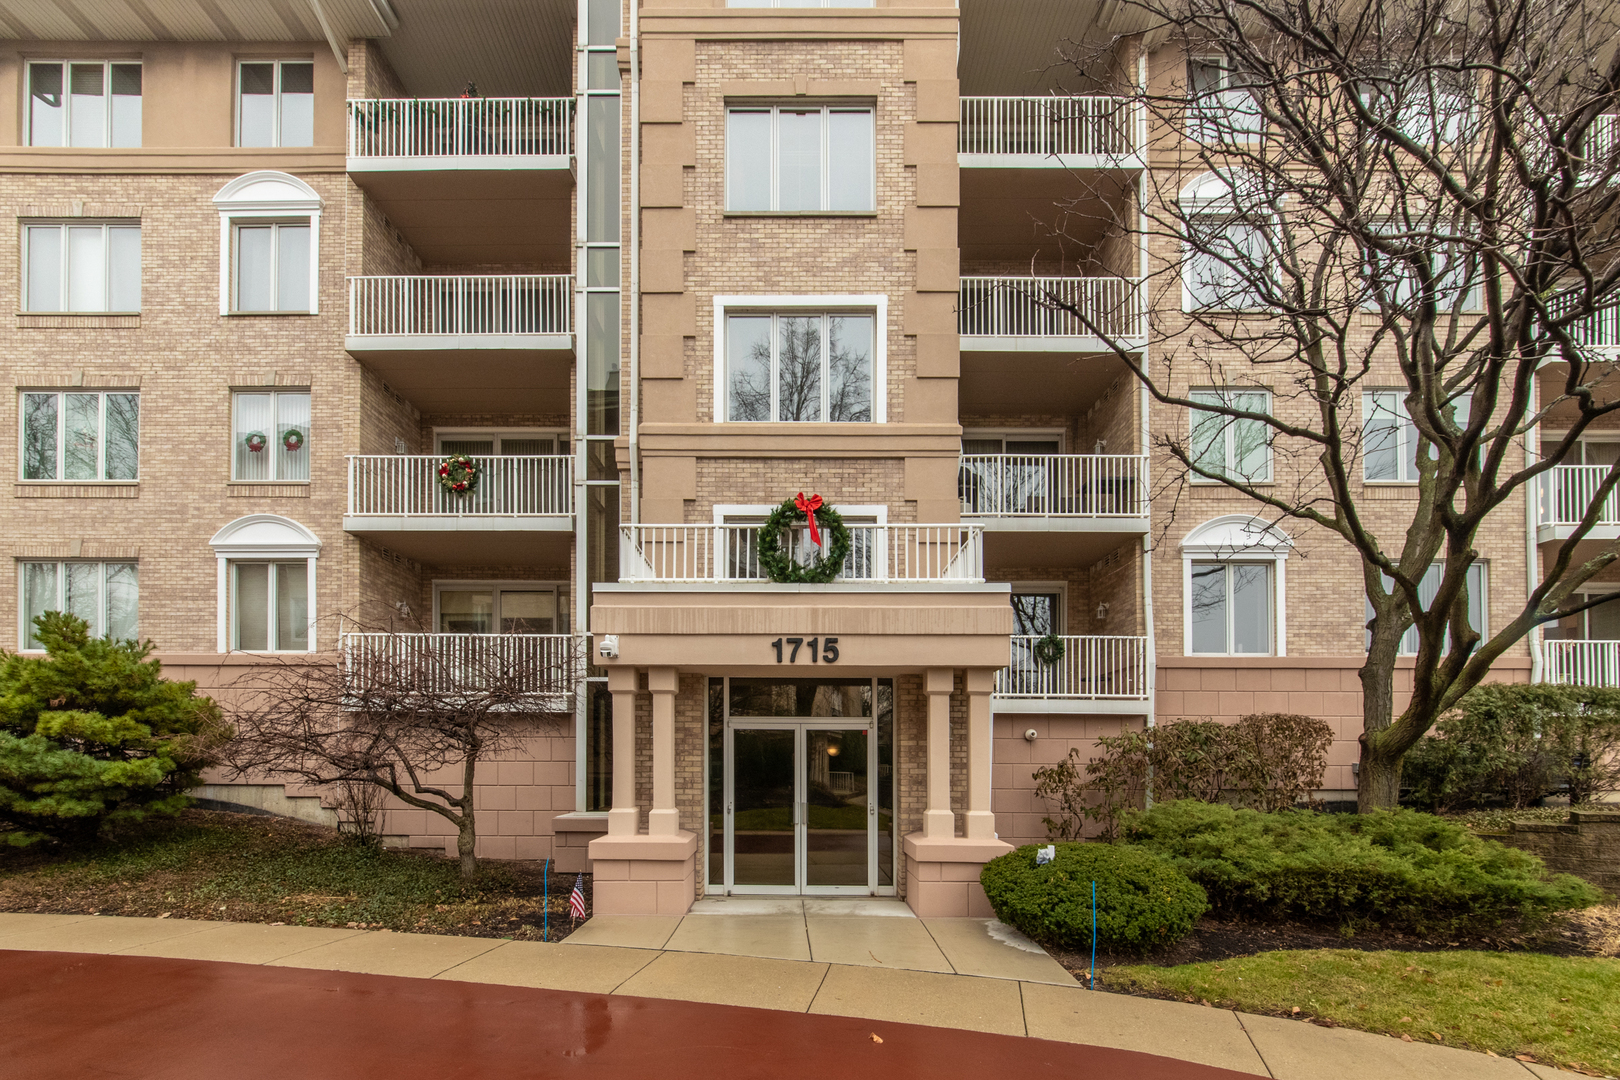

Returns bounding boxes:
[628,1,641,524]
[306,0,350,74]
[1136,45,1157,808]
[1528,374,1542,684]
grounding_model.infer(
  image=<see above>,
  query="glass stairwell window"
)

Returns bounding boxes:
[29,61,141,147]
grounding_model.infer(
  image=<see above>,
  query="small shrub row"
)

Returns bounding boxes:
[1402,683,1620,812]
[980,842,1208,953]
[1120,800,1602,935]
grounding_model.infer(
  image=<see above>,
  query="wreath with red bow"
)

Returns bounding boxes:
[757,493,851,584]
[437,454,480,495]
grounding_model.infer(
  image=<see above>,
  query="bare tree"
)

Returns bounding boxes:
[227,624,585,878]
[1031,0,1620,808]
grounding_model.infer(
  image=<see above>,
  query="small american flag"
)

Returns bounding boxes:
[569,876,587,920]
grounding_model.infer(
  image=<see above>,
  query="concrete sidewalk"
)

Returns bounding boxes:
[0,911,1583,1080]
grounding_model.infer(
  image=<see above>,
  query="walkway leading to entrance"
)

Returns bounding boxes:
[565,896,1074,982]
[0,913,1574,1080]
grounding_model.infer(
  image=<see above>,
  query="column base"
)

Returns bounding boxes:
[587,831,698,916]
[902,833,1014,918]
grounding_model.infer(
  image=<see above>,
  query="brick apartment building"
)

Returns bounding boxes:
[0,0,1601,916]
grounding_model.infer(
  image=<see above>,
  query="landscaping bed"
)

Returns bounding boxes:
[0,809,591,941]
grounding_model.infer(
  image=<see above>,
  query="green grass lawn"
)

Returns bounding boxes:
[0,810,567,938]
[1105,948,1620,1074]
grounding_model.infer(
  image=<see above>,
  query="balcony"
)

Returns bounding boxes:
[1537,465,1620,543]
[344,454,574,565]
[993,635,1152,714]
[1543,639,1620,688]
[345,98,575,264]
[959,96,1144,168]
[340,632,581,704]
[958,276,1146,414]
[960,454,1149,567]
[345,275,573,412]
[619,524,985,584]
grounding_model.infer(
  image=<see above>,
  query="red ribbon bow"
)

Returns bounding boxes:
[795,492,824,548]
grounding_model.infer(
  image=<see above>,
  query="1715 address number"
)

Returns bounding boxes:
[770,637,839,663]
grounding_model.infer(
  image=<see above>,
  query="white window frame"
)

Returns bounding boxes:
[431,580,571,635]
[1363,389,1475,484]
[18,389,140,482]
[1570,584,1620,641]
[229,561,311,652]
[1181,514,1292,656]
[21,222,142,313]
[712,294,888,423]
[1189,388,1273,483]
[231,389,311,482]
[1362,221,1482,313]
[16,560,138,650]
[235,59,315,148]
[26,60,142,148]
[212,171,323,316]
[1179,170,1274,312]
[724,103,877,213]
[209,514,321,653]
[1358,67,1473,146]
[1366,561,1488,655]
[230,220,313,314]
[1187,54,1263,144]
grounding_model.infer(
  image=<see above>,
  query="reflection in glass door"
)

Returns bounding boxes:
[731,728,795,887]
[805,727,870,887]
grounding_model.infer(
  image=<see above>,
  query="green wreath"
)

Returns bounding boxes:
[1032,633,1066,666]
[757,496,851,584]
[281,428,305,452]
[437,454,480,495]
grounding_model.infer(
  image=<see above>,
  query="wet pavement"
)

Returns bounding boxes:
[2,949,1253,1079]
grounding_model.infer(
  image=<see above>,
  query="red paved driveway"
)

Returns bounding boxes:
[0,950,1258,1079]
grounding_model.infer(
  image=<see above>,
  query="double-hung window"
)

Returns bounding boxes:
[28,61,141,147]
[1190,389,1271,482]
[24,223,140,313]
[725,311,875,422]
[233,562,309,651]
[237,61,315,147]
[21,391,139,481]
[19,562,138,648]
[1190,560,1274,654]
[232,391,310,481]
[1366,562,1486,654]
[726,105,875,212]
[1188,56,1263,143]
[1363,390,1473,482]
[233,222,311,312]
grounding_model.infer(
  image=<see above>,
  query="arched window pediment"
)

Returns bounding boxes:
[212,170,323,214]
[209,514,322,559]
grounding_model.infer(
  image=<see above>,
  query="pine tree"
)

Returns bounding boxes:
[0,612,227,845]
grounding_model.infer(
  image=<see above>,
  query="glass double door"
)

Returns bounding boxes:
[724,724,877,895]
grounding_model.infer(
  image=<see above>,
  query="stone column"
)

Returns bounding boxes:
[607,666,639,837]
[648,667,679,836]
[964,668,996,840]
[923,667,955,838]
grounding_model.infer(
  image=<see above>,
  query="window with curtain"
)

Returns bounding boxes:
[20,391,139,481]
[726,311,875,422]
[1365,562,1486,654]
[28,61,141,147]
[19,562,138,648]
[237,61,314,147]
[24,223,140,313]
[726,106,875,212]
[1190,560,1274,654]
[233,391,310,481]
[1190,389,1271,482]
[232,562,309,651]
[234,222,311,312]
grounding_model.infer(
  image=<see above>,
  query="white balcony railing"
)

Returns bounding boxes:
[619,524,984,584]
[995,635,1152,699]
[347,275,573,338]
[347,456,574,517]
[959,455,1147,517]
[347,97,575,159]
[1543,639,1620,688]
[959,96,1143,158]
[1571,302,1620,351]
[959,276,1146,340]
[1539,465,1620,527]
[341,633,581,697]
